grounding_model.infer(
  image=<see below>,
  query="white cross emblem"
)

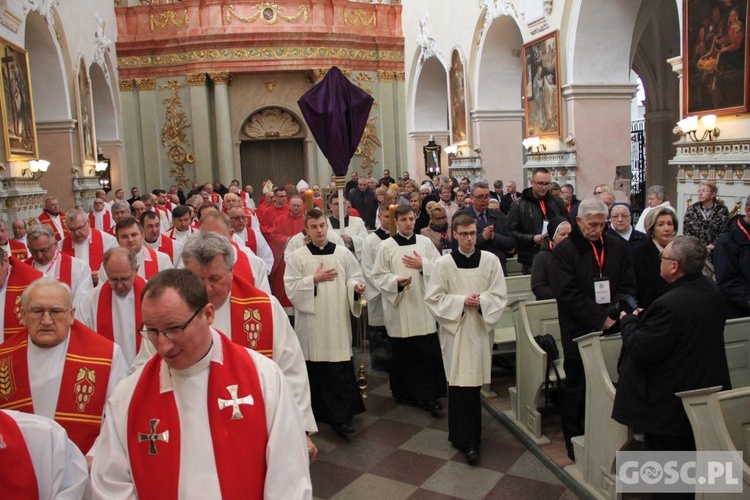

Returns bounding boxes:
[217,384,254,419]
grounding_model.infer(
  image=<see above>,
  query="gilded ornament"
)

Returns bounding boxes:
[717,169,725,179]
[135,78,157,91]
[701,170,709,178]
[354,116,381,176]
[686,170,694,179]
[265,82,276,92]
[243,108,300,139]
[160,79,194,189]
[353,72,374,94]
[119,79,135,92]
[344,9,377,26]
[736,170,744,179]
[224,3,310,25]
[209,72,232,85]
[149,10,189,31]
[186,73,207,86]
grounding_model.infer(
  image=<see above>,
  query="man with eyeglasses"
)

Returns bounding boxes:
[77,248,145,368]
[454,181,515,275]
[223,192,259,230]
[614,236,730,453]
[100,217,172,283]
[26,225,93,307]
[507,167,569,274]
[425,214,508,465]
[371,204,446,417]
[285,208,367,437]
[228,206,274,273]
[0,246,42,342]
[89,197,114,232]
[60,208,118,287]
[551,198,636,460]
[0,278,127,454]
[91,269,312,498]
[140,211,183,267]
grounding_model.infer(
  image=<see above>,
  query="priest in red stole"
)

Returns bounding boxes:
[90,269,311,499]
[36,196,68,242]
[0,248,43,342]
[0,220,28,259]
[141,211,183,266]
[227,206,274,273]
[98,217,172,283]
[0,410,88,499]
[60,208,118,287]
[89,198,114,232]
[0,278,128,454]
[77,248,145,368]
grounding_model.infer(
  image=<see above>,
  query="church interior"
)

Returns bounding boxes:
[0,0,749,498]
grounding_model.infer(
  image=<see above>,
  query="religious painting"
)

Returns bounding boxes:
[683,0,749,116]
[449,50,468,145]
[77,59,97,163]
[0,38,38,161]
[522,31,561,138]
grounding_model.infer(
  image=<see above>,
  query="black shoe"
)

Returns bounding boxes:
[332,423,354,438]
[566,444,575,461]
[424,400,442,417]
[466,447,479,465]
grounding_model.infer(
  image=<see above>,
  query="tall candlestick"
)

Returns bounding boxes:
[389,204,397,237]
[304,190,314,213]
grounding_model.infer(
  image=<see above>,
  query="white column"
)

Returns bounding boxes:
[210,72,234,184]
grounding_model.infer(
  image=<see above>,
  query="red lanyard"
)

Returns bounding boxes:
[738,219,750,242]
[589,238,605,277]
[539,199,548,220]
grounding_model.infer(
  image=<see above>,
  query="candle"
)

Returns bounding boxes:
[389,204,397,237]
[304,190,314,213]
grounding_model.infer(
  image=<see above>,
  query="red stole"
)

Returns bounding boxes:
[0,321,115,453]
[61,229,105,272]
[166,227,193,240]
[8,240,28,260]
[37,211,68,241]
[88,210,112,231]
[229,276,274,358]
[2,259,43,339]
[96,277,145,353]
[0,410,39,499]
[210,192,221,204]
[231,241,254,278]
[238,228,258,253]
[142,247,160,279]
[157,236,175,263]
[24,251,73,287]
[127,333,268,499]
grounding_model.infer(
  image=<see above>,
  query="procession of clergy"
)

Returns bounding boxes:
[0,177,508,499]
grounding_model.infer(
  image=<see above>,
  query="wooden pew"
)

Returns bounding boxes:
[677,386,750,499]
[724,317,750,388]
[506,257,523,277]
[565,332,627,499]
[492,275,533,351]
[504,299,562,444]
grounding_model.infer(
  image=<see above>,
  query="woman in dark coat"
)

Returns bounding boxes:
[531,217,571,300]
[631,207,677,309]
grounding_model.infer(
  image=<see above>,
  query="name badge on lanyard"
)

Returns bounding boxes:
[594,278,611,304]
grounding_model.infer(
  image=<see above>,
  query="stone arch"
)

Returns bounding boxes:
[90,62,117,141]
[24,11,69,121]
[474,15,524,110]
[413,56,449,131]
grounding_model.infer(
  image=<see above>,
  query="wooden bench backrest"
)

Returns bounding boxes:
[724,317,750,389]
[716,388,750,460]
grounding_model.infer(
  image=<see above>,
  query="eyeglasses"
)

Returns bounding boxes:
[108,274,135,285]
[28,245,55,255]
[139,304,206,341]
[473,194,490,200]
[659,252,677,262]
[534,182,551,187]
[229,216,247,221]
[456,231,477,238]
[68,222,88,232]
[26,307,71,320]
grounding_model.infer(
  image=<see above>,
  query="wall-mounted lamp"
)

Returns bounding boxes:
[423,136,442,179]
[522,136,546,153]
[89,161,109,176]
[22,159,50,179]
[675,114,720,142]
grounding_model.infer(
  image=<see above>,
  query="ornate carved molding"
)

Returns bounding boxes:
[671,139,750,186]
[149,9,189,31]
[306,67,351,84]
[92,15,113,85]
[134,77,157,91]
[186,73,207,86]
[209,72,231,85]
[355,117,381,176]
[224,3,309,25]
[470,109,525,121]
[377,70,405,82]
[119,48,403,70]
[160,79,194,189]
[562,84,638,101]
[120,79,136,92]
[524,150,578,170]
[353,72,374,94]
[415,14,444,65]
[344,8,376,26]
[242,108,300,139]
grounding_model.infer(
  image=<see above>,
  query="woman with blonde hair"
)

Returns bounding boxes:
[420,205,452,254]
[683,182,728,256]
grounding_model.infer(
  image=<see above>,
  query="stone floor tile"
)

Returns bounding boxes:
[420,460,503,499]
[370,449,447,486]
[505,450,565,486]
[330,472,417,500]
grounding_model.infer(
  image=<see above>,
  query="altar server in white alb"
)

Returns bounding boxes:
[0,409,88,499]
[76,248,146,368]
[372,204,446,415]
[425,214,508,465]
[91,269,312,499]
[285,208,366,437]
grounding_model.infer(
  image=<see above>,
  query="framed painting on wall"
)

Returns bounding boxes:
[449,50,468,145]
[522,31,561,138]
[683,0,749,116]
[0,37,38,161]
[77,59,97,164]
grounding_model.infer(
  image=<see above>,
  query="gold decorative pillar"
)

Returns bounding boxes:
[135,77,160,191]
[209,72,234,184]
[187,72,212,184]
